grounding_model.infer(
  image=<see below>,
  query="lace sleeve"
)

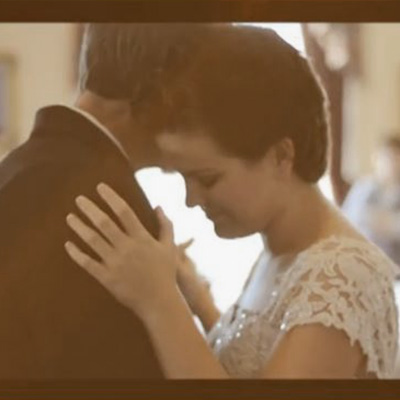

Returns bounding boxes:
[279,239,398,378]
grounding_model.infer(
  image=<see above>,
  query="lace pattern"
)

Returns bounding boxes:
[207,236,398,378]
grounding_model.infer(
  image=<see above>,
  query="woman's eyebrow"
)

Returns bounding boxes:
[183,169,217,178]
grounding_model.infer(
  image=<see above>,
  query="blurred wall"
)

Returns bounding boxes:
[343,23,400,180]
[0,23,77,152]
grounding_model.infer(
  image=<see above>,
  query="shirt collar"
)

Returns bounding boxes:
[59,104,129,160]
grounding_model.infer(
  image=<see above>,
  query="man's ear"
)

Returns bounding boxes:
[271,138,295,178]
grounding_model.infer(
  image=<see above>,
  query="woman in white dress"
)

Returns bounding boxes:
[64,25,398,379]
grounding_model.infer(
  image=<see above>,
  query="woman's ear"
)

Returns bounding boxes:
[272,138,295,178]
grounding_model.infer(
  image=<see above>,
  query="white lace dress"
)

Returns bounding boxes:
[207,235,398,378]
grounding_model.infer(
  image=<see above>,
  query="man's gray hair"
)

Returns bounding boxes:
[78,23,215,106]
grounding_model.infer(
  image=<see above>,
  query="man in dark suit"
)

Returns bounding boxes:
[0,23,210,379]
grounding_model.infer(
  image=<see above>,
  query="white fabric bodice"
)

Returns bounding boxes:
[207,235,398,378]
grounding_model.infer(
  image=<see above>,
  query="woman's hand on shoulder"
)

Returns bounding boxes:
[176,241,220,330]
[176,239,210,312]
[64,182,181,320]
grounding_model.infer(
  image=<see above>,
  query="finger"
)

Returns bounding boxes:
[178,238,194,251]
[177,238,194,261]
[64,241,108,285]
[200,274,211,289]
[155,207,174,246]
[96,183,145,237]
[75,195,127,246]
[66,213,114,262]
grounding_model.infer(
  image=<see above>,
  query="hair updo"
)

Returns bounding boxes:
[162,25,330,183]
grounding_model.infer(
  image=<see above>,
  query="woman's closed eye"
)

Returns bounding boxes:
[195,175,221,189]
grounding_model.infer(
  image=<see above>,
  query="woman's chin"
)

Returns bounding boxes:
[212,220,252,239]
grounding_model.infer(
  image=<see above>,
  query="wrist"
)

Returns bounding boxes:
[191,287,213,315]
[192,292,220,332]
[138,284,183,326]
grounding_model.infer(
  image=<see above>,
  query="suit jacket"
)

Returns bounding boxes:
[0,106,164,379]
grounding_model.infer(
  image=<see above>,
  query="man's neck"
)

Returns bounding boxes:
[74,92,125,142]
[74,91,158,170]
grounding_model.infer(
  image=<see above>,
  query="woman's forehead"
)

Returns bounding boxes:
[156,133,232,170]
[156,133,221,156]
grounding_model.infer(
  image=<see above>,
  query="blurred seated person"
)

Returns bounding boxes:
[342,134,400,272]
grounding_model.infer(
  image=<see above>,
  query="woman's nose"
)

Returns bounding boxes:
[185,182,204,209]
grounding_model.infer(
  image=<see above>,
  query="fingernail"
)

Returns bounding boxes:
[66,213,75,223]
[97,182,107,194]
[75,196,86,207]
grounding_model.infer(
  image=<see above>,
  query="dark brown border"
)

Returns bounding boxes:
[0,379,399,398]
[0,0,399,22]
[0,0,399,398]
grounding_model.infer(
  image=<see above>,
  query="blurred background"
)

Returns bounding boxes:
[1,23,399,322]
